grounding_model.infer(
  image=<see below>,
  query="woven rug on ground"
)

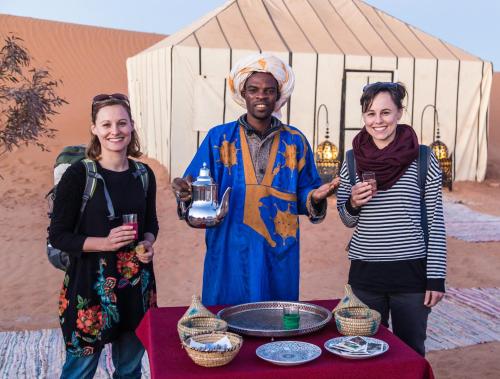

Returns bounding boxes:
[0,329,150,379]
[425,287,500,352]
[443,198,500,242]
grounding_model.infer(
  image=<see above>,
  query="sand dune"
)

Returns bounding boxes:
[0,14,165,145]
[0,14,499,379]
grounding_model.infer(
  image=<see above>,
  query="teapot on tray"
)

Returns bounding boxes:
[178,163,231,228]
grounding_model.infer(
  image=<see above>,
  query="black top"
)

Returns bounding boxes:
[49,159,159,357]
[348,258,436,293]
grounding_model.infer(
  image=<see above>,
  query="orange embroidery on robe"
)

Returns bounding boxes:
[214,134,238,174]
[239,126,298,247]
[276,141,298,176]
[273,203,298,245]
[282,126,307,172]
[245,187,296,247]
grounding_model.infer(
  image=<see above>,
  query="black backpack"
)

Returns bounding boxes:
[46,146,149,270]
[345,145,431,247]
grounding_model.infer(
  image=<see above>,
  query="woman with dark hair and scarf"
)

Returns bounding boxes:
[336,82,446,356]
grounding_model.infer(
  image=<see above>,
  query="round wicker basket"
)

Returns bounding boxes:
[182,331,243,367]
[177,316,228,342]
[334,307,381,336]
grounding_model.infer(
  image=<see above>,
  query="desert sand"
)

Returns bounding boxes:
[1,14,500,379]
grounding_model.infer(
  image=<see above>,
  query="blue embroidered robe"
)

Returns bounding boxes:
[184,121,322,306]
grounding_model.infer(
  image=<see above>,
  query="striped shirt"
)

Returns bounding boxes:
[336,152,447,291]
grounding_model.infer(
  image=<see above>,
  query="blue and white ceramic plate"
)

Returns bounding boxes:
[256,341,322,366]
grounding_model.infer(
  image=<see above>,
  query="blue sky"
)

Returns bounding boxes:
[1,0,498,68]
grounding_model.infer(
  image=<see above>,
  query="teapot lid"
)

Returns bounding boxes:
[193,162,214,186]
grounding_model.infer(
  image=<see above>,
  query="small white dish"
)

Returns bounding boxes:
[324,336,389,360]
[256,341,322,366]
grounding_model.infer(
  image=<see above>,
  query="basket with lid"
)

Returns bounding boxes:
[179,295,216,320]
[177,295,227,341]
[177,316,228,341]
[332,284,381,336]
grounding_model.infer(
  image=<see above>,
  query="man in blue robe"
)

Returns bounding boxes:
[173,53,338,306]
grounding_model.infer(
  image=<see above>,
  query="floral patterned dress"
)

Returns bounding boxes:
[50,160,159,356]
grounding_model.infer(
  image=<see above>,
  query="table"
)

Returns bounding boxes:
[136,299,435,379]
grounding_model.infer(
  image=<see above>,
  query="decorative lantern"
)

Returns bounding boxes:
[423,104,453,191]
[315,104,340,183]
[430,140,449,160]
[430,138,453,191]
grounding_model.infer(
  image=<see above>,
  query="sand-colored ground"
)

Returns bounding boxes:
[1,155,500,378]
[1,14,500,379]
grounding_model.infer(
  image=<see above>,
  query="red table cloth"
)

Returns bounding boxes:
[136,299,434,379]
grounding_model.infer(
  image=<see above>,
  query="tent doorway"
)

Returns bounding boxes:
[339,70,394,161]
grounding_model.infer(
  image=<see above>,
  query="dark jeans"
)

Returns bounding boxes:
[352,288,431,356]
[60,331,144,379]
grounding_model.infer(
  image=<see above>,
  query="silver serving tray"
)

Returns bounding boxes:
[217,301,332,337]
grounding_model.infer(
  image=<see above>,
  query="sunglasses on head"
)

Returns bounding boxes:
[362,82,398,92]
[92,93,130,107]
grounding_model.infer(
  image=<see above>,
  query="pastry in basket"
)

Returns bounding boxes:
[135,243,146,254]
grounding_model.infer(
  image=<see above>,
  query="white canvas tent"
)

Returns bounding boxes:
[127,0,493,181]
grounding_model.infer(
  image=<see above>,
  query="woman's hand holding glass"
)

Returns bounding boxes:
[102,225,136,251]
[350,181,373,208]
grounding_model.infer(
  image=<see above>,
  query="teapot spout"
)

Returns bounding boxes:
[216,187,231,220]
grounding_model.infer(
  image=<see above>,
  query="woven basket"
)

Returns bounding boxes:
[182,331,243,368]
[177,316,228,342]
[334,307,381,336]
[332,284,368,314]
[332,284,381,336]
[180,295,216,320]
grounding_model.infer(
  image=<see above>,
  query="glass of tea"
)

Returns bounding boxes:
[362,171,377,195]
[122,213,138,240]
[282,304,300,330]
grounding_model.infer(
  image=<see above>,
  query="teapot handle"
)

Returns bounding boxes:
[177,198,190,220]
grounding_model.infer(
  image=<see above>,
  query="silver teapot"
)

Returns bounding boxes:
[179,163,231,228]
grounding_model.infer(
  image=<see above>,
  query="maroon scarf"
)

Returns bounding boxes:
[352,124,419,191]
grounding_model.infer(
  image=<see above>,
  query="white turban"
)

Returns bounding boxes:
[228,53,295,119]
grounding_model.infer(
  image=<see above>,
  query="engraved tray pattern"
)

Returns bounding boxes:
[217,301,332,337]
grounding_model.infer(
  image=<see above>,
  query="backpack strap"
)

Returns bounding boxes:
[131,160,149,197]
[417,145,431,248]
[346,149,357,186]
[82,159,116,221]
